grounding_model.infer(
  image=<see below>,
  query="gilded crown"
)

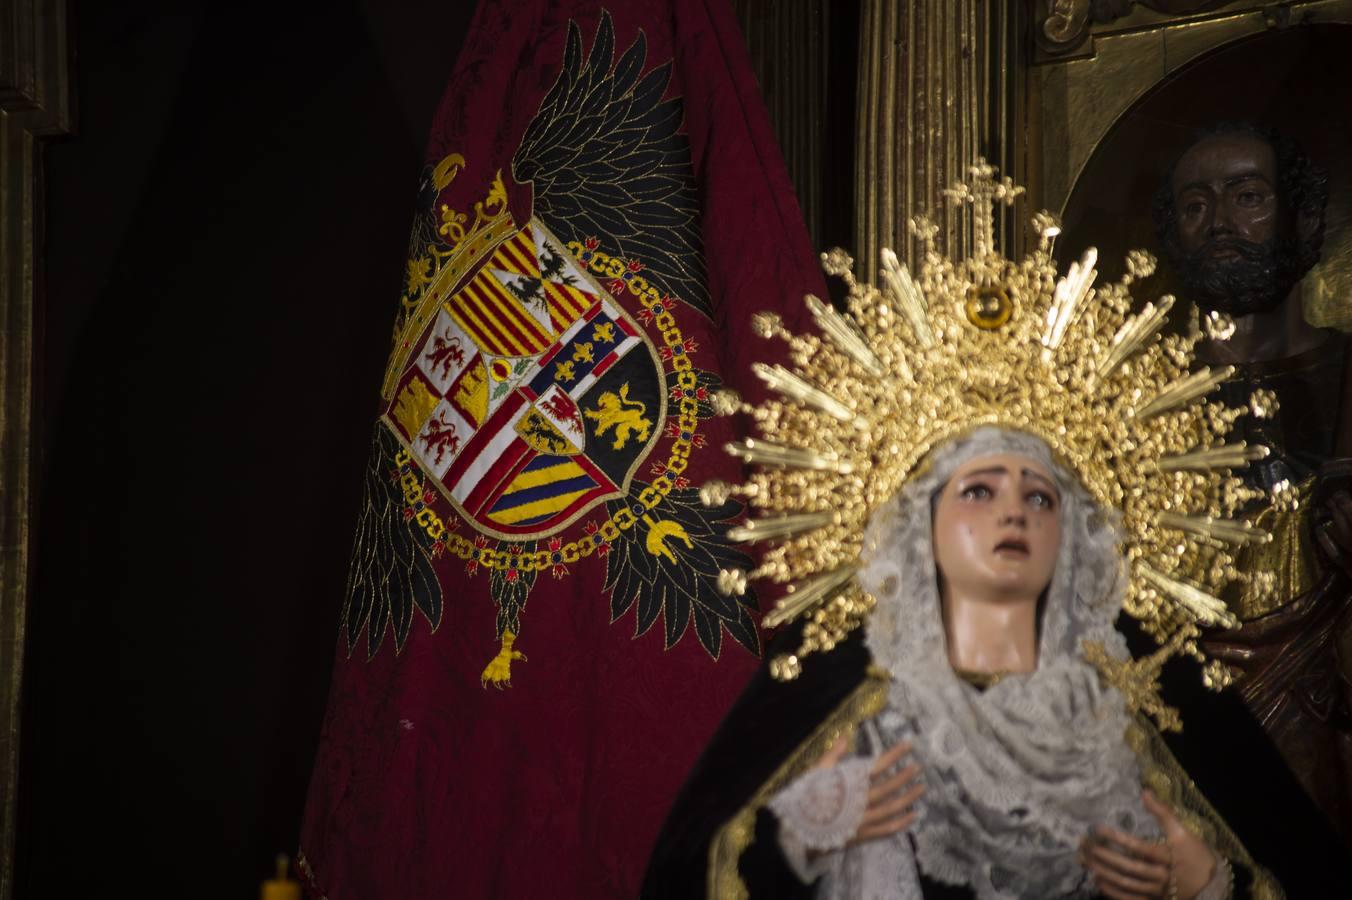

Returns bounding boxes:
[707,160,1278,694]
[382,160,514,399]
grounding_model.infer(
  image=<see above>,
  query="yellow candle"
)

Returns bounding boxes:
[261,854,301,900]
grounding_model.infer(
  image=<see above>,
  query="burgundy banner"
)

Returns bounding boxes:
[300,2,823,895]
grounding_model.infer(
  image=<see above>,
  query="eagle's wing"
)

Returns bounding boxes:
[344,427,443,659]
[512,10,709,317]
[603,484,760,659]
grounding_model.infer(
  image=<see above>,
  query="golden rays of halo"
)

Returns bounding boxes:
[704,159,1276,701]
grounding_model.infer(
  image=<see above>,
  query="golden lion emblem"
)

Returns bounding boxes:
[584,383,652,450]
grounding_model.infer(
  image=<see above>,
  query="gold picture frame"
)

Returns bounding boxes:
[1031,0,1352,329]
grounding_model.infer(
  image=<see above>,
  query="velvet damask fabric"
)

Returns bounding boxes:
[648,621,1270,891]
[298,2,825,897]
[643,621,1346,898]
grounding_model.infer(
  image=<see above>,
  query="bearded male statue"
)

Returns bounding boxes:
[1153,122,1352,844]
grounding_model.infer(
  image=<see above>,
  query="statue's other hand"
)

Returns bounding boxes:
[814,736,925,845]
[1079,789,1217,900]
[1313,485,1352,580]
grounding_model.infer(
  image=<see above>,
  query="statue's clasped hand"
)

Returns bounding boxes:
[815,735,925,845]
[1079,790,1218,900]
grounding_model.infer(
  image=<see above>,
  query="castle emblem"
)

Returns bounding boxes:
[382,219,666,540]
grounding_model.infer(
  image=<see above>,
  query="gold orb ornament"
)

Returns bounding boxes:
[965,284,1013,329]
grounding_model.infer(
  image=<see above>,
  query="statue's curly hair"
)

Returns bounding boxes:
[1151,122,1329,277]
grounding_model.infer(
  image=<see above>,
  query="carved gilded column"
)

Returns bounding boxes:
[854,0,1025,277]
[732,0,832,247]
[1,1,71,896]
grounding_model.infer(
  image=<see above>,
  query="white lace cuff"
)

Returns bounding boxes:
[769,757,874,882]
[774,824,829,884]
[1195,856,1233,900]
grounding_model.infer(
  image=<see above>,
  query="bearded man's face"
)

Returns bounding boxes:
[1169,133,1306,316]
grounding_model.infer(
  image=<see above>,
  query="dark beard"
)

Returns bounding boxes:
[1176,237,1303,317]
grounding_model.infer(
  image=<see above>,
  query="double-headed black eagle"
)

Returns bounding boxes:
[343,10,757,664]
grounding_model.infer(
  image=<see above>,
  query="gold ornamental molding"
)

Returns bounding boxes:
[854,0,1026,279]
[1031,0,1352,217]
[1034,1,1242,59]
[1,1,70,898]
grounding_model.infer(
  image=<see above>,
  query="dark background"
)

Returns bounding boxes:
[19,2,473,895]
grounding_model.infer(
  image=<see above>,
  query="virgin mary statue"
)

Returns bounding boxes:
[640,164,1341,898]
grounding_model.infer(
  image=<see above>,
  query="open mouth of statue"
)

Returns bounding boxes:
[994,537,1030,557]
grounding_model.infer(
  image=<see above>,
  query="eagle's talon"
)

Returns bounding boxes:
[480,630,526,688]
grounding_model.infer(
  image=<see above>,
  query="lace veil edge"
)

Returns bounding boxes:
[1128,712,1284,900]
[707,670,889,900]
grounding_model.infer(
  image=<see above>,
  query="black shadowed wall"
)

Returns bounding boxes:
[19,3,471,895]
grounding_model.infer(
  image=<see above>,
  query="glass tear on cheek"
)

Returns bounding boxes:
[399,719,415,731]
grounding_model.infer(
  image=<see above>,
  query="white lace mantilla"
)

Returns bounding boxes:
[776,430,1168,899]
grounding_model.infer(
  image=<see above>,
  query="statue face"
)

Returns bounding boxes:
[1173,132,1279,253]
[933,453,1061,603]
[1169,132,1291,315]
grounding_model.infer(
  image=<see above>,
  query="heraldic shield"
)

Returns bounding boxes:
[382,217,665,540]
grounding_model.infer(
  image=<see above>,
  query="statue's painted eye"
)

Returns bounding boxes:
[960,484,993,501]
[1027,491,1056,510]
